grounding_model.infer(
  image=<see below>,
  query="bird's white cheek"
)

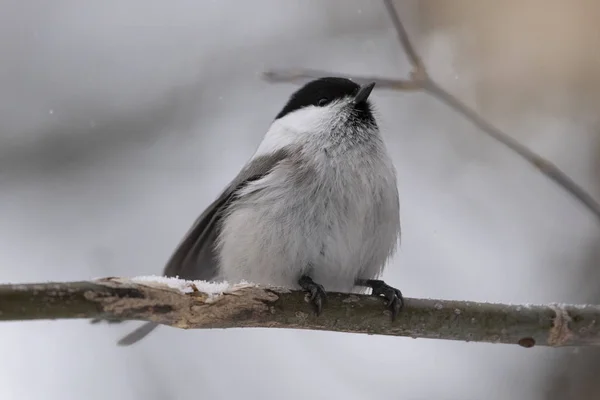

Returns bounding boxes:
[252,124,297,159]
[252,105,340,159]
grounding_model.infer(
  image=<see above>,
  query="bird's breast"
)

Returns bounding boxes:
[217,145,399,292]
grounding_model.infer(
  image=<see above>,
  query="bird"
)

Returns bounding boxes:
[117,77,402,346]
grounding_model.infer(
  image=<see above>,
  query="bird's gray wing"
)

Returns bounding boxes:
[117,148,290,346]
[162,147,290,280]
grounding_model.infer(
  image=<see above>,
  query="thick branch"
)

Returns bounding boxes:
[263,1,600,221]
[1,277,599,348]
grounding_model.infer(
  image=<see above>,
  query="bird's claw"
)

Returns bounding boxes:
[307,283,327,316]
[369,280,404,321]
[298,275,327,316]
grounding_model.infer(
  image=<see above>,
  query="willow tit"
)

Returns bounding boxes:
[118,77,402,346]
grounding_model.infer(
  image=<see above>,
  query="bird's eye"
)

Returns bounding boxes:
[317,98,329,106]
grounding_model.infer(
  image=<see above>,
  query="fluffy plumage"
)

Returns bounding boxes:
[117,77,401,346]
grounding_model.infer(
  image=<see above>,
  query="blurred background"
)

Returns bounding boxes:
[1,0,599,399]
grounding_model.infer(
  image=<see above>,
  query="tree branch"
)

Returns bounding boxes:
[263,1,600,221]
[263,68,420,90]
[423,80,600,220]
[1,277,599,348]
[382,0,426,77]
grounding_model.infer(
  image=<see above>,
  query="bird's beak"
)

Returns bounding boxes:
[352,82,376,105]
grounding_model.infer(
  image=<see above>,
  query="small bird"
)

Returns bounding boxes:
[118,77,402,346]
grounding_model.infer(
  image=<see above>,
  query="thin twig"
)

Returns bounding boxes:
[263,68,420,90]
[424,80,600,219]
[1,277,599,348]
[382,0,425,77]
[262,1,600,221]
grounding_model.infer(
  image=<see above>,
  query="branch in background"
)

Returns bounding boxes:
[381,0,425,78]
[263,0,600,221]
[423,80,600,220]
[264,69,419,90]
[1,277,599,348]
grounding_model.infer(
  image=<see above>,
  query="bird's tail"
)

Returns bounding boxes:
[117,322,159,346]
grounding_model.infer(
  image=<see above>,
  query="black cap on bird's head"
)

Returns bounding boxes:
[274,77,376,123]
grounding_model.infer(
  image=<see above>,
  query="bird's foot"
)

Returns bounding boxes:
[298,275,327,316]
[358,279,404,321]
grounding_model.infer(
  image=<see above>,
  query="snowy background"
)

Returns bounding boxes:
[1,1,599,399]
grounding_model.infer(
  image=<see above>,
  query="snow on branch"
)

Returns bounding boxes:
[1,277,599,348]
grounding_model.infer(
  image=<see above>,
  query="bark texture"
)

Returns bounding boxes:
[1,278,599,347]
